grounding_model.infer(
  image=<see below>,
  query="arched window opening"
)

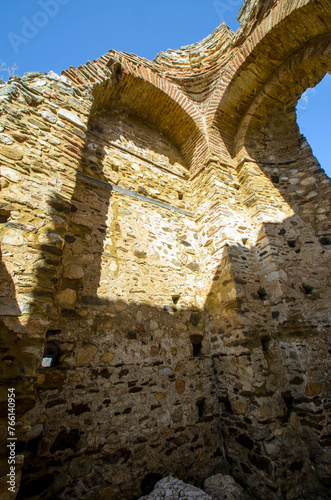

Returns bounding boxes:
[296,74,331,179]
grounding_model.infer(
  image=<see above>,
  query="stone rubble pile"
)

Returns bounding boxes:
[139,476,212,499]
[139,475,244,500]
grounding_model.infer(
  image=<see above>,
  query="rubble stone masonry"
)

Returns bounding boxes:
[0,0,330,498]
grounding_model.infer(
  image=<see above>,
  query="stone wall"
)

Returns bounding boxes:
[0,71,92,499]
[0,0,330,499]
[17,111,224,499]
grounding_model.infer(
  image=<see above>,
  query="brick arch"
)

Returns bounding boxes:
[209,0,331,152]
[63,52,208,170]
[235,32,331,157]
[92,73,207,169]
[106,54,205,130]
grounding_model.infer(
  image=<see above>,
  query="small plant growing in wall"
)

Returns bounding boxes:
[0,60,18,82]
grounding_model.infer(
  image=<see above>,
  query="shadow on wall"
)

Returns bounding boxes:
[0,187,79,493]
[207,232,330,497]
[12,113,223,499]
[12,117,331,500]
[15,228,331,499]
[242,87,331,246]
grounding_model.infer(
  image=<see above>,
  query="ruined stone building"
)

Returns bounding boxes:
[0,0,330,498]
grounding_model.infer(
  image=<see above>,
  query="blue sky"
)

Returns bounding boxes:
[0,0,330,178]
[296,75,331,178]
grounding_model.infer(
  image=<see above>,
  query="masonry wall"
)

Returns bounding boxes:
[0,1,331,499]
[14,110,224,499]
[0,71,92,499]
